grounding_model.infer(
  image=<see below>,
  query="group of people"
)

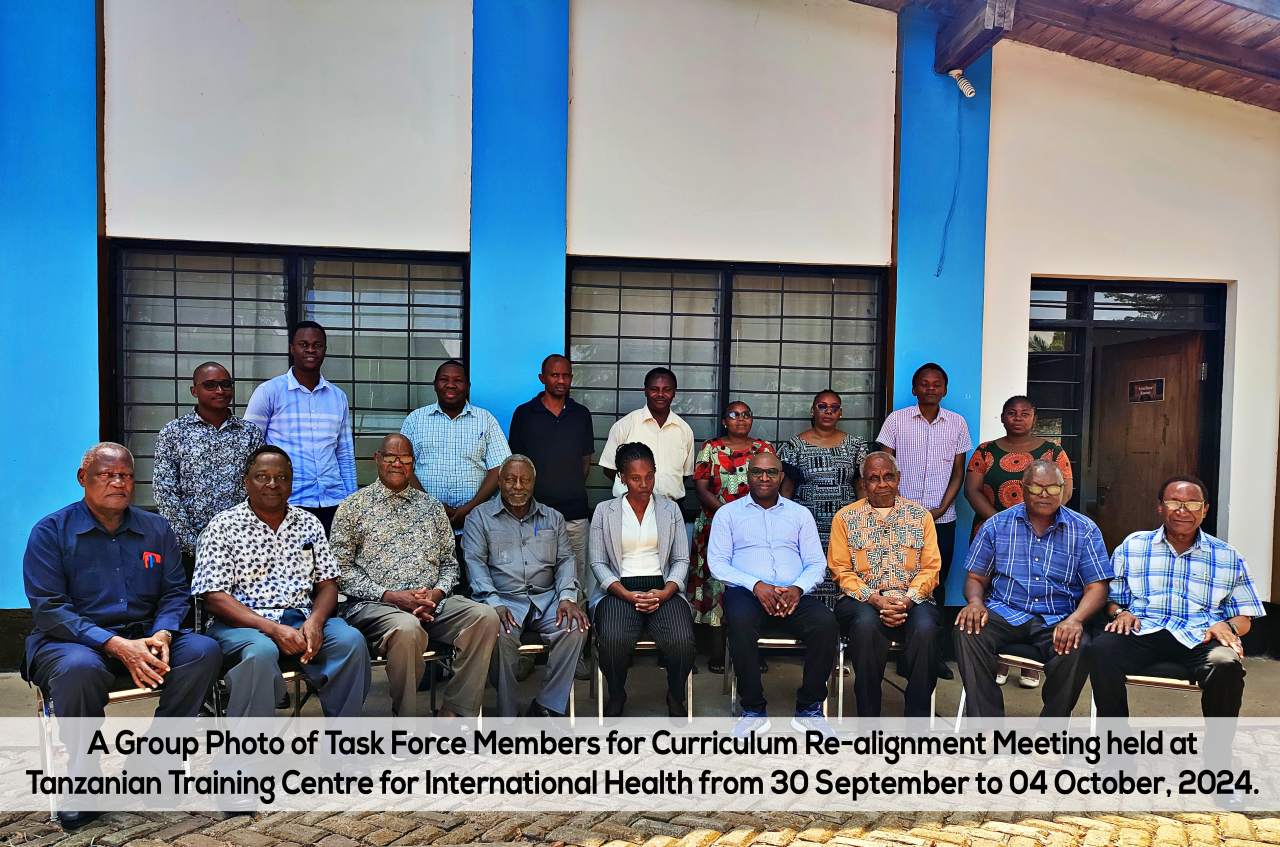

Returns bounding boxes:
[23,323,1265,793]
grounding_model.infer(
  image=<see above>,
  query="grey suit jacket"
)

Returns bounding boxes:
[462,498,579,623]
[588,494,690,613]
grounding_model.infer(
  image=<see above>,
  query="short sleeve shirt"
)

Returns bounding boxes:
[876,404,973,522]
[192,501,339,621]
[599,407,696,501]
[400,402,511,509]
[508,394,595,521]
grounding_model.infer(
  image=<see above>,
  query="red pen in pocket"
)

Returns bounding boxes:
[143,552,161,569]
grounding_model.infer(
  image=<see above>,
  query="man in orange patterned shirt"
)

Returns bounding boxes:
[828,451,941,717]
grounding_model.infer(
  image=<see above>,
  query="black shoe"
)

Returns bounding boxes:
[525,699,563,718]
[57,811,100,831]
[666,691,687,718]
[936,663,954,681]
[759,658,769,674]
[604,697,626,717]
[896,660,908,678]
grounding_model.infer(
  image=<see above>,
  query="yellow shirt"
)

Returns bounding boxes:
[827,496,940,605]
[599,406,696,501]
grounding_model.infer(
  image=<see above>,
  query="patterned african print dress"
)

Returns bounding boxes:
[967,439,1073,530]
[687,437,775,626]
[774,433,870,608]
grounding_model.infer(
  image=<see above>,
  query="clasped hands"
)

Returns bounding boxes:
[104,630,172,690]
[752,581,802,617]
[868,591,914,627]
[625,586,675,613]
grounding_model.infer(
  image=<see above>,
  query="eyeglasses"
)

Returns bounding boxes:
[1162,500,1205,512]
[379,454,415,466]
[94,472,134,483]
[1025,484,1064,496]
[198,379,235,391]
[815,403,842,413]
[747,468,781,479]
[725,411,753,420]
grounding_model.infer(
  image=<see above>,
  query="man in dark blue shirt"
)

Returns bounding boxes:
[24,443,222,824]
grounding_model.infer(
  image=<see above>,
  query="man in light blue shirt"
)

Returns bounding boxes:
[401,360,511,534]
[708,451,839,736]
[244,321,356,535]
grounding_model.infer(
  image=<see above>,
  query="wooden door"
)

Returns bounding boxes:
[1092,332,1203,551]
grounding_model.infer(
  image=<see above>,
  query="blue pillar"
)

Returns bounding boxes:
[468,0,569,432]
[894,6,991,600]
[0,2,99,608]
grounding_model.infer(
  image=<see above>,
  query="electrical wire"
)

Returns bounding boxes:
[934,88,964,278]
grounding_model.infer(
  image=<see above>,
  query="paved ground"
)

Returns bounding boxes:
[6,810,1280,847]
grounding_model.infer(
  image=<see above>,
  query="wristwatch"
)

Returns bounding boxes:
[155,629,173,640]
[1227,620,1240,636]
[1110,607,1126,621]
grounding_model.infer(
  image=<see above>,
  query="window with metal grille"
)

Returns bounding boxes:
[568,261,885,509]
[112,243,466,507]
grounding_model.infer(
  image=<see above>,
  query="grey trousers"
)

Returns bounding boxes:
[345,597,500,717]
[565,519,594,603]
[491,601,587,716]
[207,610,371,718]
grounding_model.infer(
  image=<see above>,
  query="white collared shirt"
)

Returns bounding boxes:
[599,406,696,500]
[619,497,661,578]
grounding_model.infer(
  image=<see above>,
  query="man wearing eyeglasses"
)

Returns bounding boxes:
[954,459,1111,720]
[708,451,839,738]
[153,362,264,579]
[331,434,500,719]
[1089,478,1263,744]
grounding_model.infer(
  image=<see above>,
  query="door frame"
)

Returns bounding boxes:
[1028,278,1226,536]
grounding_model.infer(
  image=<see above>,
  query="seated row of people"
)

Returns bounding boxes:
[26,437,1262,739]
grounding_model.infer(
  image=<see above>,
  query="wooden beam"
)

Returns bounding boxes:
[1019,0,1280,86]
[1213,0,1280,20]
[935,0,1016,72]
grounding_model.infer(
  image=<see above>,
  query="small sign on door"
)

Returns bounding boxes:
[1128,377,1165,403]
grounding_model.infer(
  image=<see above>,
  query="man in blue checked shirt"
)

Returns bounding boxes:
[244,321,356,535]
[402,360,511,537]
[955,459,1112,719]
[1090,475,1264,720]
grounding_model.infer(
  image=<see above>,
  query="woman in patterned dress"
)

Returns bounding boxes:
[963,394,1073,688]
[774,389,869,609]
[688,400,774,673]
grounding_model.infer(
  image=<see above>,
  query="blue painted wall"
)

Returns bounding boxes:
[0,1,100,609]
[468,0,569,432]
[894,6,991,601]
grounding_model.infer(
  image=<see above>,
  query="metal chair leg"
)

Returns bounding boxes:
[597,661,604,726]
[687,670,694,724]
[1089,694,1097,736]
[722,650,731,695]
[568,685,576,728]
[929,686,937,732]
[429,655,437,714]
[838,640,845,725]
[954,687,965,734]
[36,689,56,822]
[730,663,738,716]
[293,677,303,717]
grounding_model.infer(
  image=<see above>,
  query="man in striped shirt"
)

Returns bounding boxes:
[244,321,356,536]
[954,459,1111,719]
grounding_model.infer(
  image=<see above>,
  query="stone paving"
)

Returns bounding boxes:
[5,811,1280,847]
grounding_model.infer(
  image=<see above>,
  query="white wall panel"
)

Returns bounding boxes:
[984,42,1280,585]
[567,0,896,265]
[106,0,471,251]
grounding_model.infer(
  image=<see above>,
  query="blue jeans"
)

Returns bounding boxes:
[207,610,370,718]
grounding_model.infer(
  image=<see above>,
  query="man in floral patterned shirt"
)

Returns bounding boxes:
[153,362,264,577]
[828,451,941,718]
[193,446,371,718]
[332,433,499,718]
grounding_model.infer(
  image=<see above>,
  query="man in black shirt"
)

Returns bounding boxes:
[509,355,596,677]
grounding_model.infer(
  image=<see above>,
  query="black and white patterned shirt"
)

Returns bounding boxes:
[153,410,265,554]
[331,480,460,618]
[192,501,339,621]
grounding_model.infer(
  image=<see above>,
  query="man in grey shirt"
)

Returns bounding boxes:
[462,454,589,717]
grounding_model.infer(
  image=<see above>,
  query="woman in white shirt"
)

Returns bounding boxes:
[588,442,694,717]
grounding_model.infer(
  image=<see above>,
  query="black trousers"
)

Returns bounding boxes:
[594,576,696,702]
[1089,629,1245,718]
[835,597,938,717]
[301,505,338,537]
[723,585,839,714]
[933,520,957,663]
[954,609,1091,719]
